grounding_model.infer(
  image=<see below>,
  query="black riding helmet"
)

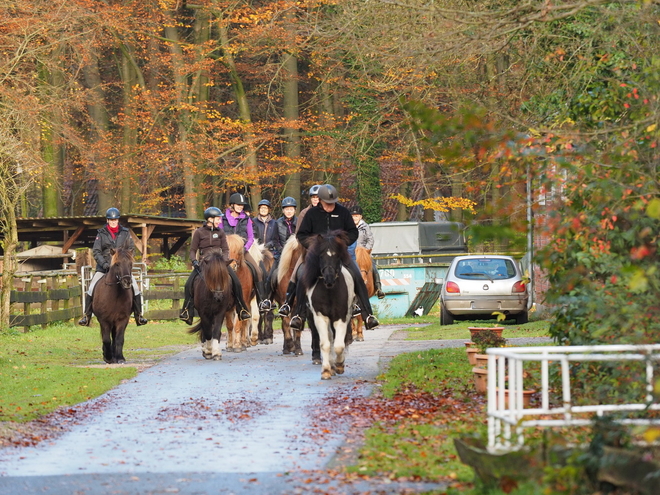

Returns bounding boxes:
[106,207,120,219]
[204,206,222,220]
[350,205,363,215]
[229,192,250,206]
[258,199,271,208]
[281,197,297,208]
[317,184,339,204]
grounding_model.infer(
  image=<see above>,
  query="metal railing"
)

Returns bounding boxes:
[80,263,146,312]
[487,344,660,452]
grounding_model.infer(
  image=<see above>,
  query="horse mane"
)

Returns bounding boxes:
[226,234,245,264]
[201,250,230,296]
[355,246,371,271]
[302,230,351,288]
[277,235,302,285]
[110,246,134,266]
[247,239,264,265]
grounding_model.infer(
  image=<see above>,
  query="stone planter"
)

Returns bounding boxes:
[497,388,535,408]
[466,345,478,365]
[469,326,504,339]
[475,353,489,368]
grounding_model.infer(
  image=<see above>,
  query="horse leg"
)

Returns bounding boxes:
[281,317,295,355]
[114,319,129,364]
[353,316,364,342]
[264,310,274,344]
[313,316,334,380]
[210,314,222,360]
[333,321,349,375]
[225,313,235,352]
[308,317,321,365]
[248,298,259,347]
[100,322,114,364]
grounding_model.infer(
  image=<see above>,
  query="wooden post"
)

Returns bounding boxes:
[39,277,48,329]
[23,277,32,333]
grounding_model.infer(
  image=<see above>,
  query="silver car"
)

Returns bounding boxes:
[439,255,529,325]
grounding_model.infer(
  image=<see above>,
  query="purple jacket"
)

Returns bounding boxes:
[222,209,255,250]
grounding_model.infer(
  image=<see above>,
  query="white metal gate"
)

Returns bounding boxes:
[80,263,147,312]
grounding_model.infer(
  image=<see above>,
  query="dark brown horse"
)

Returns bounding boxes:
[92,247,134,364]
[188,250,234,360]
[352,246,376,342]
[302,231,354,380]
[256,243,276,345]
[274,236,310,357]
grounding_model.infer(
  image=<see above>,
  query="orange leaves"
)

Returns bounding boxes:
[391,193,476,213]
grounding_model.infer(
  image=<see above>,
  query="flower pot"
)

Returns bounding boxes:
[469,326,504,339]
[464,341,474,348]
[475,353,489,368]
[496,388,535,408]
[466,347,478,365]
[472,367,488,394]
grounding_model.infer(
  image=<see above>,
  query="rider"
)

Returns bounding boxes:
[295,184,320,234]
[276,196,298,249]
[349,205,385,299]
[179,207,251,325]
[253,199,280,260]
[78,207,147,327]
[283,184,380,331]
[222,192,273,313]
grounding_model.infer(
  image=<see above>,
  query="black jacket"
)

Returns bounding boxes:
[92,225,134,273]
[189,224,230,262]
[296,203,358,249]
[276,216,297,248]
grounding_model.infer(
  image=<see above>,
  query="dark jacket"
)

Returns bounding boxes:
[296,203,358,249]
[253,215,279,250]
[276,216,297,248]
[189,224,230,262]
[222,210,254,250]
[92,225,134,273]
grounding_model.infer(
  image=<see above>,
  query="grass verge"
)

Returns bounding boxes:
[0,320,197,422]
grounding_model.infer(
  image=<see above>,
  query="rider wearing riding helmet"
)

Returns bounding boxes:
[295,184,321,234]
[253,199,280,259]
[349,205,385,299]
[222,192,273,313]
[78,207,147,327]
[179,206,251,325]
[276,196,298,248]
[281,184,380,331]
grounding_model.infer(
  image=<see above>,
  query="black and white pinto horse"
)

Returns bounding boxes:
[301,230,354,380]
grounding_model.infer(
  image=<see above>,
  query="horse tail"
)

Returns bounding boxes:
[226,234,245,264]
[188,321,203,337]
[277,236,300,285]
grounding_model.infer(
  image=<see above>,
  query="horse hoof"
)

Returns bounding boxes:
[356,336,364,342]
[203,353,213,359]
[266,339,273,345]
[117,359,126,364]
[335,365,345,374]
[321,371,332,380]
[312,358,322,365]
[283,349,291,355]
[212,355,222,361]
[294,349,303,356]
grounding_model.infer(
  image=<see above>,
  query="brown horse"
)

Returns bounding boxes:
[188,250,234,360]
[256,242,276,345]
[92,247,134,364]
[352,246,376,342]
[225,234,261,352]
[274,236,310,357]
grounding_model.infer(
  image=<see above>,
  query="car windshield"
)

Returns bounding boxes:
[454,259,516,280]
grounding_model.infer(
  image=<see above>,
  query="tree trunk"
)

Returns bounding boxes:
[0,201,18,329]
[120,48,138,212]
[282,10,301,204]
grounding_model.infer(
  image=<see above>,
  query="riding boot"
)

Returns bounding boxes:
[257,261,273,312]
[277,280,297,317]
[179,269,196,325]
[372,259,385,299]
[289,278,308,331]
[347,261,379,330]
[132,294,148,326]
[228,267,251,321]
[78,293,93,326]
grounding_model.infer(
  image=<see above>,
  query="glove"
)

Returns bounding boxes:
[192,260,200,269]
[102,262,110,273]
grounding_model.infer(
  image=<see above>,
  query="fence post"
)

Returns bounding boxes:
[39,277,48,329]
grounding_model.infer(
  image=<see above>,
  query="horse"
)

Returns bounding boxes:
[274,235,315,358]
[188,250,234,360]
[302,230,354,380]
[255,243,276,345]
[352,246,376,342]
[224,234,261,352]
[92,247,134,364]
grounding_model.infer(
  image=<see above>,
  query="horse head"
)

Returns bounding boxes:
[110,247,134,290]
[311,230,350,289]
[200,249,230,301]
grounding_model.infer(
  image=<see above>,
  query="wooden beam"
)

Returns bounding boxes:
[168,235,190,257]
[128,229,143,254]
[62,226,85,253]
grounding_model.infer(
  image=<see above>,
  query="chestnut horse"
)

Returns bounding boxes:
[352,246,376,342]
[224,234,263,352]
[92,247,134,364]
[302,231,354,380]
[188,250,234,360]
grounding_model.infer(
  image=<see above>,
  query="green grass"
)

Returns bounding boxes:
[0,320,197,422]
[402,318,550,341]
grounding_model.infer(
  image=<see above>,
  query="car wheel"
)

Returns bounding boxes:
[440,303,454,325]
[515,311,529,325]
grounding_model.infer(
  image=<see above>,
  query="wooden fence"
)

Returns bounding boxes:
[8,270,190,331]
[9,270,82,331]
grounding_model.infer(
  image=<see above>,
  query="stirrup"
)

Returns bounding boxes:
[179,308,193,325]
[259,299,272,313]
[78,314,91,326]
[289,315,303,330]
[278,303,291,317]
[136,315,148,326]
[352,304,361,317]
[365,315,379,330]
[376,289,385,299]
[239,309,251,321]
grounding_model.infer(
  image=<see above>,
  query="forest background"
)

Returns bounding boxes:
[1,1,659,340]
